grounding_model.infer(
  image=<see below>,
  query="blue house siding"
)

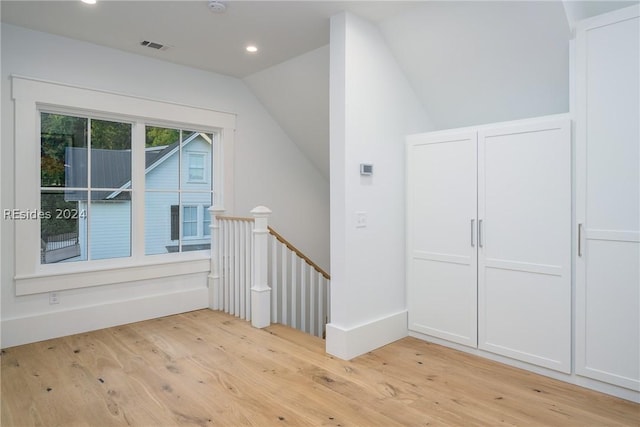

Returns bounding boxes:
[144,191,179,255]
[144,135,212,254]
[89,201,131,260]
[68,134,213,260]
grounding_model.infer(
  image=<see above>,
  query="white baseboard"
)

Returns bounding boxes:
[326,310,407,360]
[1,288,208,348]
[409,330,640,404]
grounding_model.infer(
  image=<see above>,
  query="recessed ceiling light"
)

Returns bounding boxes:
[208,0,226,13]
[81,0,97,4]
[246,45,258,53]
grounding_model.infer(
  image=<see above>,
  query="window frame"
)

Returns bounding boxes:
[182,205,198,239]
[187,152,207,183]
[39,112,135,263]
[203,205,212,237]
[12,76,236,296]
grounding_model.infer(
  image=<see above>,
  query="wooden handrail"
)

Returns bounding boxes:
[268,226,331,281]
[215,214,330,281]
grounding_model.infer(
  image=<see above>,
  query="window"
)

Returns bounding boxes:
[12,76,235,295]
[40,113,132,264]
[188,153,206,182]
[203,206,211,236]
[182,206,197,237]
[170,205,211,243]
[145,127,213,255]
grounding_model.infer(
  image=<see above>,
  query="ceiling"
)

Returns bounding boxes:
[0,0,417,78]
[2,1,637,180]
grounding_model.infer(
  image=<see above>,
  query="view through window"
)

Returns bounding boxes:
[40,115,214,264]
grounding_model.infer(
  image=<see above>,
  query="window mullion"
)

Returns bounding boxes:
[178,130,183,253]
[131,122,146,259]
[86,118,92,261]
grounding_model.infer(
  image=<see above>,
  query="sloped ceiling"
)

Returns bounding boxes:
[2,1,637,180]
[244,45,330,179]
[380,1,572,129]
[243,1,636,177]
[0,0,416,78]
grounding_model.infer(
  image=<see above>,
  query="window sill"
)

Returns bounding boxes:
[15,253,211,296]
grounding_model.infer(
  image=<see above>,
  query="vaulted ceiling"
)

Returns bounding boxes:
[2,1,637,179]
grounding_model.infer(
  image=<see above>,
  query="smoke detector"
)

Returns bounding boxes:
[208,1,226,13]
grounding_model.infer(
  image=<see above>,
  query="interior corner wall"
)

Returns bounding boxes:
[0,23,328,348]
[327,12,434,360]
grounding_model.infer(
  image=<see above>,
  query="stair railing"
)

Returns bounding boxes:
[208,206,330,338]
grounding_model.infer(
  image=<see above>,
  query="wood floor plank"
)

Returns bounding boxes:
[2,309,639,427]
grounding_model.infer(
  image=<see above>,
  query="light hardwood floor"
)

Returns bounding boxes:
[1,309,638,426]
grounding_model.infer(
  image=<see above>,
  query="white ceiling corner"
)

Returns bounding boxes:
[2,1,638,179]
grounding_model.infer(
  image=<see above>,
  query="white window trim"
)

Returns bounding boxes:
[12,75,236,296]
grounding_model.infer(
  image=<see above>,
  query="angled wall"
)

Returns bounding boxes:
[380,1,571,130]
[327,12,434,360]
[0,23,328,347]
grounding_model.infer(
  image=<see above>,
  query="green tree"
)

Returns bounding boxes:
[40,114,132,242]
[91,119,131,150]
[146,126,180,147]
[40,113,87,187]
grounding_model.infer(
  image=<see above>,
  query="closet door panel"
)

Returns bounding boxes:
[478,119,571,373]
[407,131,477,347]
[584,13,639,233]
[581,240,639,389]
[575,6,640,390]
[483,269,569,366]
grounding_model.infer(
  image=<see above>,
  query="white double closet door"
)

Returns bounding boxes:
[407,117,571,373]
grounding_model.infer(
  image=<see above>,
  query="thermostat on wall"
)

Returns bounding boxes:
[360,163,373,175]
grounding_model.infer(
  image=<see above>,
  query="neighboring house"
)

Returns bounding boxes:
[62,132,213,261]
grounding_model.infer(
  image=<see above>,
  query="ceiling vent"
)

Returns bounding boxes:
[140,40,169,51]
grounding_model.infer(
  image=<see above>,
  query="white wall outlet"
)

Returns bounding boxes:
[356,211,367,228]
[49,292,59,305]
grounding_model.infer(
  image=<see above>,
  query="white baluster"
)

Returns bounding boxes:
[245,221,252,321]
[234,220,240,317]
[239,220,245,319]
[291,251,297,329]
[271,235,278,323]
[224,220,230,314]
[325,276,330,336]
[208,207,225,310]
[310,269,316,336]
[281,241,287,326]
[250,206,272,328]
[318,273,325,338]
[301,262,307,333]
[227,221,236,315]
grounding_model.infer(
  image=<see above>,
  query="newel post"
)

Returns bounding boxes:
[208,206,226,310]
[250,205,272,328]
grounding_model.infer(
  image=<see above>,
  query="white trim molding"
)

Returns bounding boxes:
[11,75,236,295]
[1,281,208,348]
[326,310,408,360]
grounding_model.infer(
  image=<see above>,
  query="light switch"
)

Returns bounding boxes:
[356,211,367,228]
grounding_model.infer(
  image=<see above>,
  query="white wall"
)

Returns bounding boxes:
[326,12,434,360]
[0,23,329,347]
[562,1,639,28]
[244,45,330,181]
[380,1,571,130]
